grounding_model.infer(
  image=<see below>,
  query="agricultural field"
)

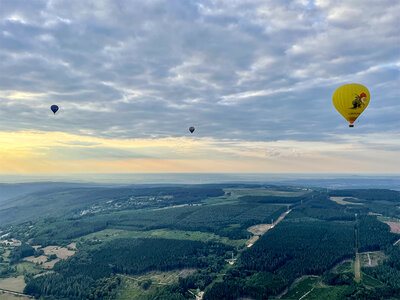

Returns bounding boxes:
[0,276,26,293]
[202,187,308,206]
[42,246,75,259]
[225,187,310,199]
[330,197,364,205]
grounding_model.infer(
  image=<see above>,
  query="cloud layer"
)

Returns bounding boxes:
[0,0,399,173]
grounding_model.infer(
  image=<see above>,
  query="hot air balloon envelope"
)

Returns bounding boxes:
[189,126,195,133]
[51,105,59,114]
[332,83,370,127]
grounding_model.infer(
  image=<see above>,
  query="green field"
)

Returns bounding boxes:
[15,262,42,276]
[115,269,196,300]
[225,188,309,198]
[77,228,247,248]
[333,261,352,273]
[303,285,354,300]
[201,187,308,206]
[281,276,319,299]
[361,272,384,288]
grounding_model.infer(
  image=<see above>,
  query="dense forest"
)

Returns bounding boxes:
[357,215,397,252]
[24,238,232,299]
[240,220,355,281]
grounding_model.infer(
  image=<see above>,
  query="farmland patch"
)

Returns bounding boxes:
[0,276,26,293]
[330,197,363,205]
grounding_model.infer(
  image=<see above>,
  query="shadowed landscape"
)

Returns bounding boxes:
[1,182,400,299]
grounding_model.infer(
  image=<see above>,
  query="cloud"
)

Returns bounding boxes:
[0,0,399,173]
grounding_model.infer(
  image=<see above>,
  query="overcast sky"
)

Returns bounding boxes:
[0,0,399,174]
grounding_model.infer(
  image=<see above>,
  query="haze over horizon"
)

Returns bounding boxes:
[1,0,399,174]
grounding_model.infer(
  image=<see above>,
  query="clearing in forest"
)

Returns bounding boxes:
[354,253,361,282]
[226,188,309,199]
[384,222,400,234]
[23,245,76,269]
[246,209,291,248]
[377,216,400,234]
[116,269,196,300]
[42,258,61,269]
[359,251,386,267]
[329,197,363,205]
[42,246,75,259]
[247,224,272,236]
[67,242,77,250]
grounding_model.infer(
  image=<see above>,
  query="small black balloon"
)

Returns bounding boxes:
[51,105,59,114]
[189,126,195,133]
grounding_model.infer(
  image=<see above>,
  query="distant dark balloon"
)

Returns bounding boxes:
[189,126,195,133]
[51,105,59,114]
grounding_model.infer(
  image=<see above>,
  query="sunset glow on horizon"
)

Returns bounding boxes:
[1,130,399,174]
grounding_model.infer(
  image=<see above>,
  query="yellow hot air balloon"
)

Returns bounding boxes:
[332,83,370,127]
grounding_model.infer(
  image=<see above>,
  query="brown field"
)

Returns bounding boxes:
[24,246,74,269]
[67,242,77,250]
[23,255,47,264]
[246,236,259,248]
[385,222,400,234]
[0,276,26,293]
[42,246,75,259]
[42,258,60,269]
[330,197,363,205]
[247,224,272,236]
